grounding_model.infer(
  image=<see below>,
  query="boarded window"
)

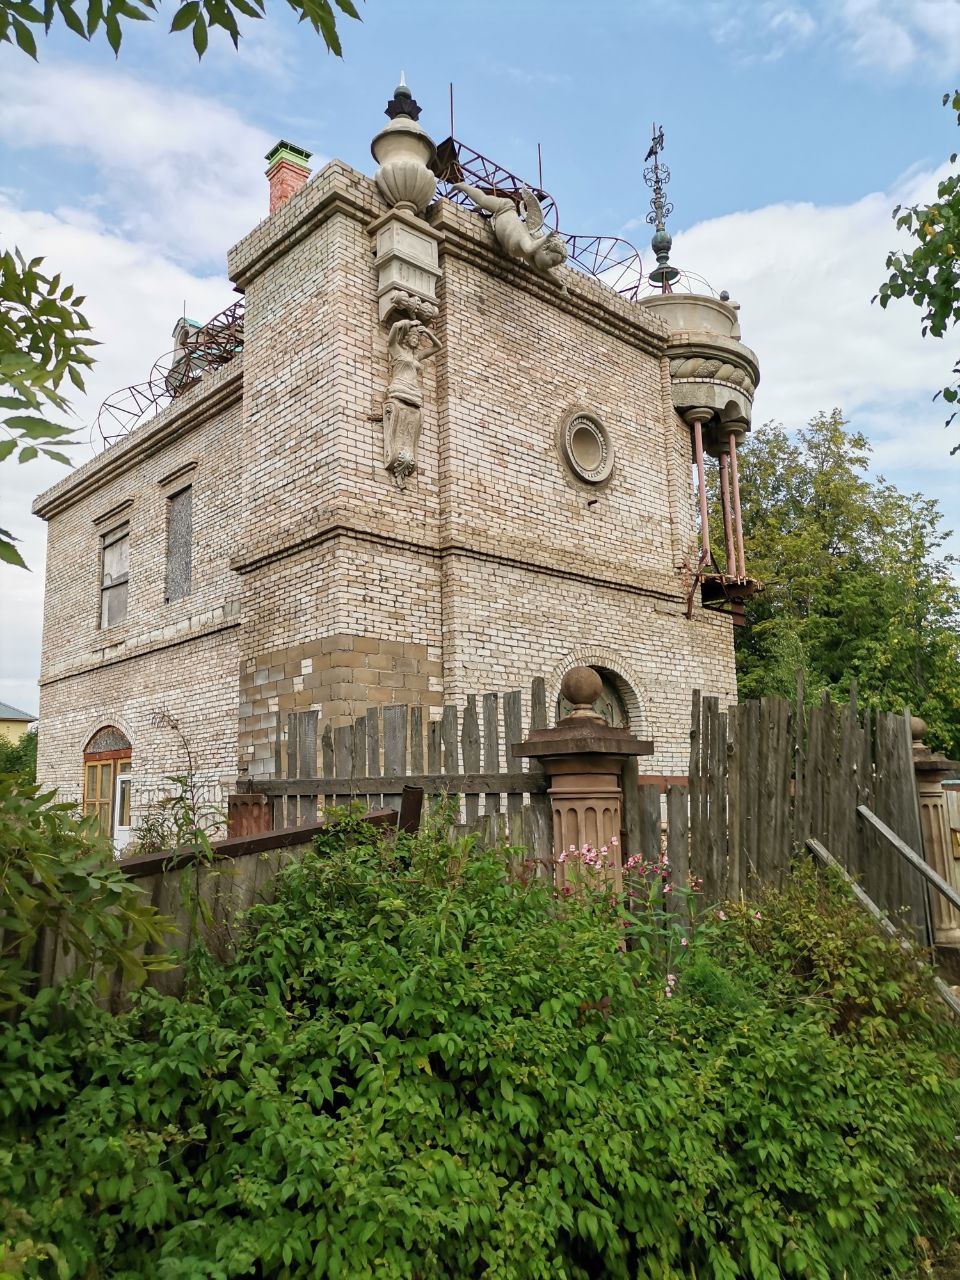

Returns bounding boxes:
[100,525,129,628]
[166,485,193,602]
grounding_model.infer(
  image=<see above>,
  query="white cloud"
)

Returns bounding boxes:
[0,58,279,264]
[697,0,960,72]
[671,161,960,539]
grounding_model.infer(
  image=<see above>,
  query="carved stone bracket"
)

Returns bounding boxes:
[368,209,443,324]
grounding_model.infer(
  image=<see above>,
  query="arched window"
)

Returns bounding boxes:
[556,666,630,728]
[82,726,132,848]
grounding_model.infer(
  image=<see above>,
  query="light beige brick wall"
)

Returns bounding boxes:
[33,365,243,820]
[37,627,239,825]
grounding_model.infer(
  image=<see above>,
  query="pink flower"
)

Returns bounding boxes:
[569,845,576,853]
[717,910,727,921]
[680,936,689,947]
[753,911,762,921]
[610,836,619,846]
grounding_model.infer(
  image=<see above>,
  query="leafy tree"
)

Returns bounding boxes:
[0,778,173,1011]
[2,820,959,1276]
[0,249,95,567]
[0,0,360,59]
[877,90,960,452]
[724,411,960,755]
[0,0,361,568]
[0,727,37,782]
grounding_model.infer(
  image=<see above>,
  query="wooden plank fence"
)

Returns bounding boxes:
[251,679,555,867]
[253,680,933,940]
[680,687,930,940]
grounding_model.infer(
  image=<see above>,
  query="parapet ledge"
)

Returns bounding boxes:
[228,159,383,290]
[428,198,672,356]
[32,357,243,522]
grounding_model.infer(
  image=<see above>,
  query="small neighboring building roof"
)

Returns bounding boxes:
[0,702,37,723]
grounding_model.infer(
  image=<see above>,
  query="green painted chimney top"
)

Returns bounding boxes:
[265,140,313,168]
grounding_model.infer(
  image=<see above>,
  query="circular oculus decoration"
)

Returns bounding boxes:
[560,411,614,485]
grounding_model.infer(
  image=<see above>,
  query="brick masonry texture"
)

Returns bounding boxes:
[33,156,739,816]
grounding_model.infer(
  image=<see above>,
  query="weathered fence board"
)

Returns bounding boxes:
[683,687,932,940]
[259,681,556,873]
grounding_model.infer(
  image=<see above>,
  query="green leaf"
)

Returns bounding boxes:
[17,445,38,462]
[192,13,207,54]
[169,1,198,31]
[0,533,28,568]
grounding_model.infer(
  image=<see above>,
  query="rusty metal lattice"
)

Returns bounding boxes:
[434,136,645,299]
[93,298,245,451]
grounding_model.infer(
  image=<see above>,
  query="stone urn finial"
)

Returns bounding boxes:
[371,77,437,215]
[559,666,604,721]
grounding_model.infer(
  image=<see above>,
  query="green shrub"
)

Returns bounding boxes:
[0,778,174,1012]
[1,819,958,1278]
[0,731,36,785]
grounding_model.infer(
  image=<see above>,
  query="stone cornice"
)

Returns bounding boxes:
[231,519,686,605]
[38,615,241,688]
[428,200,670,358]
[228,160,384,290]
[32,363,243,522]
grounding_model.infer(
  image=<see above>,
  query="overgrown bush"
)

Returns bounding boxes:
[0,731,36,784]
[0,779,174,1012]
[2,817,959,1278]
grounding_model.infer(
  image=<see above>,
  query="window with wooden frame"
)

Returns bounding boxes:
[165,485,193,602]
[82,726,132,841]
[100,523,129,627]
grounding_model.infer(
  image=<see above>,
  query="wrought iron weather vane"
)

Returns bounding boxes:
[644,123,679,292]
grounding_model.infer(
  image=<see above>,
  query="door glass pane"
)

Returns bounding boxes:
[84,764,97,811]
[117,778,131,827]
[99,762,114,801]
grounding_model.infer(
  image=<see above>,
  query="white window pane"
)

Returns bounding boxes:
[102,532,129,586]
[101,580,128,627]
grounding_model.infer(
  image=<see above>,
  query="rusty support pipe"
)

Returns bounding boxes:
[718,452,736,579]
[690,414,712,569]
[728,430,746,580]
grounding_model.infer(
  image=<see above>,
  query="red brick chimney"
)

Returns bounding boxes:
[265,140,312,215]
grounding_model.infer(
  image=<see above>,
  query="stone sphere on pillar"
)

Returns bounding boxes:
[560,666,603,718]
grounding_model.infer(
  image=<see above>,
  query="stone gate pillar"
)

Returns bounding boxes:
[514,667,652,887]
[912,716,960,948]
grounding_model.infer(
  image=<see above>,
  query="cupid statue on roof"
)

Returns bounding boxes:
[453,182,568,292]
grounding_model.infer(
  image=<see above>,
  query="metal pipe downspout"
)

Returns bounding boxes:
[718,452,736,578]
[728,430,746,580]
[691,416,712,569]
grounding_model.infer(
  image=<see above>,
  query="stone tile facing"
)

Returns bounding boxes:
[33,155,739,820]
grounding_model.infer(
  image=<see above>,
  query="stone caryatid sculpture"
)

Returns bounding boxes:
[382,301,442,488]
[453,182,568,291]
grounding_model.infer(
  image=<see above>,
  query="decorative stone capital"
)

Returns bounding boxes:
[641,292,760,430]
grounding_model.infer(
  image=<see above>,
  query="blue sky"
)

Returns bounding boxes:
[2,0,960,714]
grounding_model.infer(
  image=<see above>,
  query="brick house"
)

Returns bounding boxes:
[32,85,759,848]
